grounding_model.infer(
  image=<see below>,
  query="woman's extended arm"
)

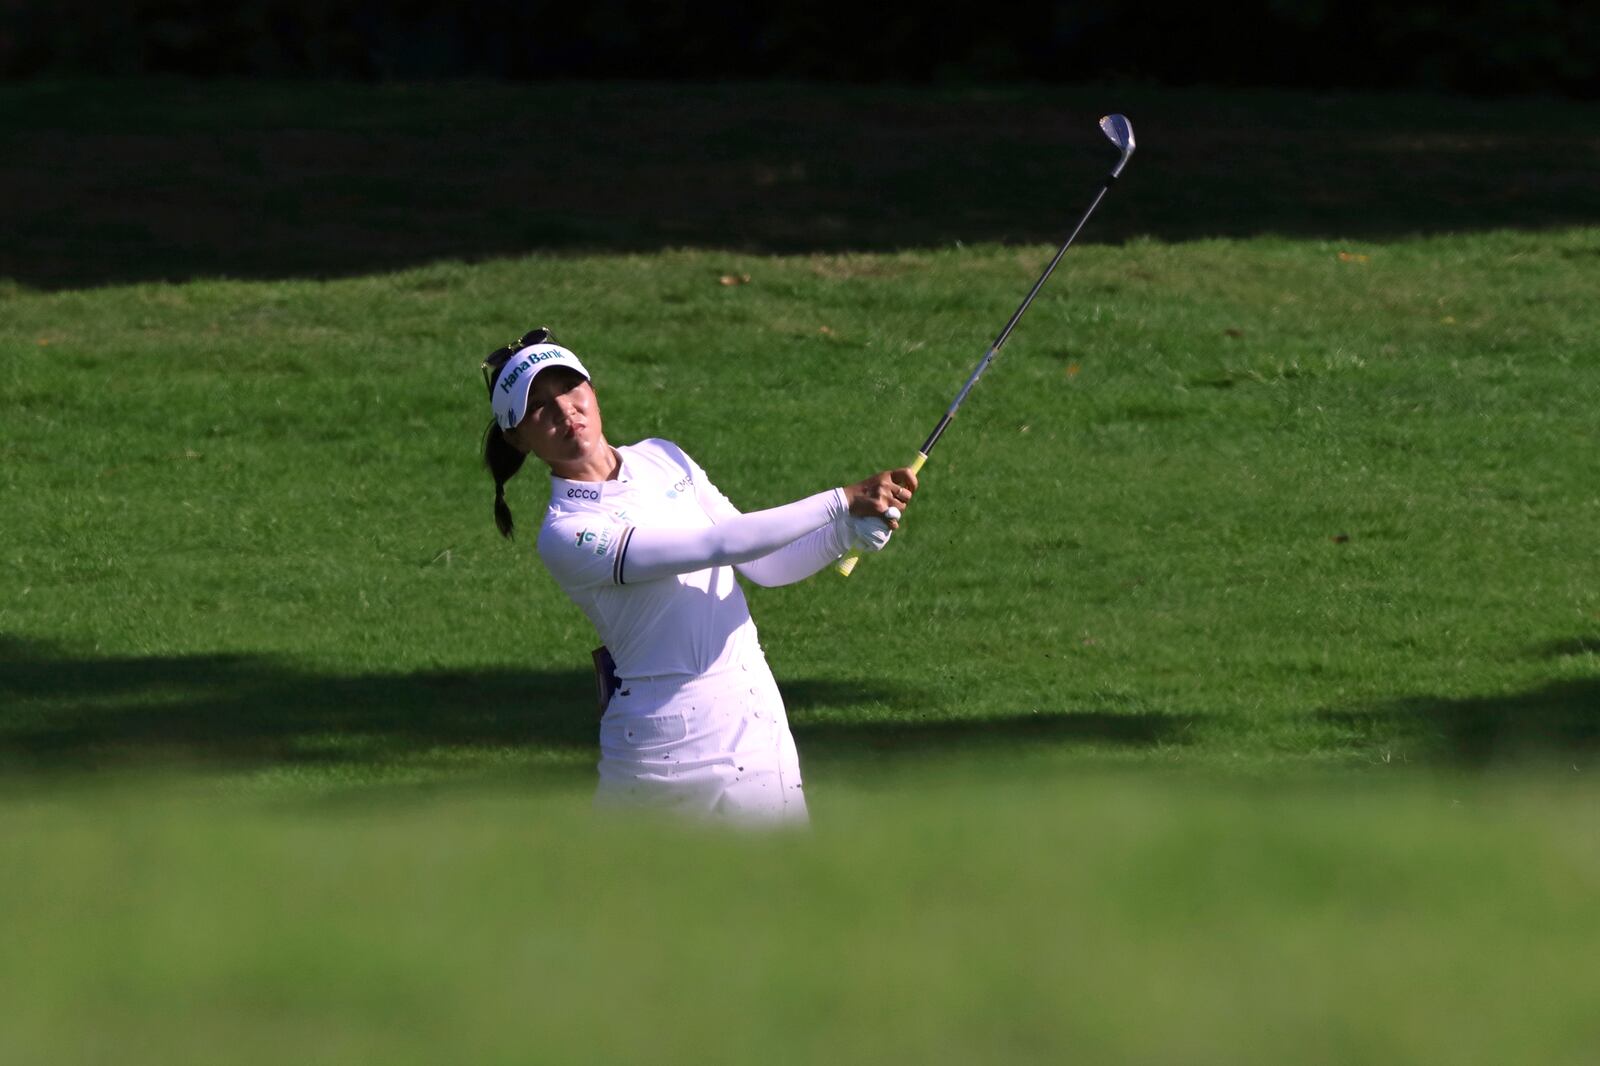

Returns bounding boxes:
[618,488,848,584]
[684,454,902,587]
[681,460,851,586]
[732,516,855,587]
[538,466,911,593]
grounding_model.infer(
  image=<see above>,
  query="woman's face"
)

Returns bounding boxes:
[505,367,605,468]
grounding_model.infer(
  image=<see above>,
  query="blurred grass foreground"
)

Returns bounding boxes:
[4,772,1600,1065]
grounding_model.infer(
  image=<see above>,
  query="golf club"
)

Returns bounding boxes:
[836,113,1136,577]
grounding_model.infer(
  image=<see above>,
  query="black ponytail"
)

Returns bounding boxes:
[483,420,528,539]
[479,326,553,540]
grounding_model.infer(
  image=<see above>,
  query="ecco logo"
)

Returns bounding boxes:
[566,487,601,500]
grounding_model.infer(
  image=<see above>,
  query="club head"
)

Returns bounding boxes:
[1099,114,1135,177]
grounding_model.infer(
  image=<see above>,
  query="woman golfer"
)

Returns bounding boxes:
[480,329,916,825]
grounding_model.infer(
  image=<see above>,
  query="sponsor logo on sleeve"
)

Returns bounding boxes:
[574,527,614,557]
[665,474,694,499]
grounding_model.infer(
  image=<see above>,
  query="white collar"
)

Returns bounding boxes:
[548,447,631,510]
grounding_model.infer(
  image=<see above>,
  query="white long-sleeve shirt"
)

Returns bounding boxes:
[536,438,851,683]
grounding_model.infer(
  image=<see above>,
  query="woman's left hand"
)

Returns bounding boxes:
[843,468,918,528]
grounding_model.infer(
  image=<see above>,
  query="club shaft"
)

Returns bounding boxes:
[832,117,1131,579]
[919,177,1114,459]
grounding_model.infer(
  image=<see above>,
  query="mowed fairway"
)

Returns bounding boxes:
[3,82,1599,1061]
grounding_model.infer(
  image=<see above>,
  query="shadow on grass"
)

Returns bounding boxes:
[1532,636,1600,659]
[0,636,1188,773]
[4,81,1599,288]
[0,638,598,768]
[1319,675,1600,766]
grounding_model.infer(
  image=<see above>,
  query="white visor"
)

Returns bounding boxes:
[490,344,591,431]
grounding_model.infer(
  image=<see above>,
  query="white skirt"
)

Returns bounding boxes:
[595,659,808,826]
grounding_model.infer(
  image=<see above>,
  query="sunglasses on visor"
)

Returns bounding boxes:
[480,327,555,397]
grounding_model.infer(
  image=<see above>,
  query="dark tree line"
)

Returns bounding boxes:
[3,0,1597,96]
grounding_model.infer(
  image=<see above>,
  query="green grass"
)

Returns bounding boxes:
[3,81,1600,1062]
[6,235,1597,779]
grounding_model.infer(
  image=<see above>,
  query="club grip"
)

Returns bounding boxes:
[832,452,929,578]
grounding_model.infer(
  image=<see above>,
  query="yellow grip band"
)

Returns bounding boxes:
[832,451,929,578]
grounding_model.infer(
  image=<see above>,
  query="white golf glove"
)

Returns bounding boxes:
[847,506,899,553]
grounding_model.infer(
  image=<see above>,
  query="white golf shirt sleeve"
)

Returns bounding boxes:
[686,454,854,587]
[539,488,848,590]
